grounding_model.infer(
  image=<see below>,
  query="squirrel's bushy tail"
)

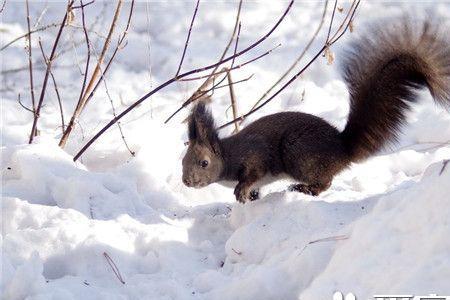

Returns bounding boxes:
[340,16,450,162]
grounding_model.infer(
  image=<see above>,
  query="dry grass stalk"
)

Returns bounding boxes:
[226,71,239,133]
[59,0,124,148]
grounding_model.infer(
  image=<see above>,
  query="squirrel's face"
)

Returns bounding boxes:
[182,142,223,188]
[182,101,223,188]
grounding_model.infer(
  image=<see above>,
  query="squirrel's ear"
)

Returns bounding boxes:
[188,102,221,154]
[188,111,198,142]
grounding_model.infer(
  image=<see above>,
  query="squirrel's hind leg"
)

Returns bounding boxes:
[288,181,331,196]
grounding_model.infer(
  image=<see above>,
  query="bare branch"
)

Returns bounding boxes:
[328,0,359,45]
[80,0,123,111]
[50,72,65,134]
[115,95,135,157]
[1,23,60,52]
[59,0,126,148]
[218,0,360,130]
[77,0,92,115]
[29,0,75,144]
[72,0,94,9]
[25,0,36,116]
[245,0,329,119]
[175,0,200,77]
[181,71,253,114]
[213,73,253,90]
[74,0,295,161]
[83,0,135,104]
[90,38,135,157]
[179,43,281,82]
[326,0,338,42]
[164,0,243,124]
[17,93,34,113]
[230,22,242,68]
[38,39,65,135]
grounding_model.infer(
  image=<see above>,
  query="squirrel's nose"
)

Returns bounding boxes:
[183,178,191,186]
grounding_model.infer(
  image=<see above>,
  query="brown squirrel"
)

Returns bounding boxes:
[182,17,450,203]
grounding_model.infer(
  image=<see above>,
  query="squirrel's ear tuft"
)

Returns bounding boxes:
[188,109,198,141]
[188,102,221,154]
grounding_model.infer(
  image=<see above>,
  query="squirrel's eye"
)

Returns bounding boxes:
[200,160,209,168]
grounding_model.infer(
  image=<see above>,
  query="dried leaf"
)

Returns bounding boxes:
[337,6,344,13]
[66,8,75,25]
[324,47,335,65]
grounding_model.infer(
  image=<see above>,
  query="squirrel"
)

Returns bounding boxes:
[181,17,450,203]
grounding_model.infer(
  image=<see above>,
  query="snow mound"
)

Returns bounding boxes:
[2,1,450,299]
[2,140,450,299]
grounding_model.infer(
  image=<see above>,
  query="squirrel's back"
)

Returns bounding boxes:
[340,15,450,162]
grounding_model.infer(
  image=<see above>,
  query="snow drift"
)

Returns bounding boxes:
[1,1,450,299]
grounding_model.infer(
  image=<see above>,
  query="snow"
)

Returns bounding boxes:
[1,1,450,299]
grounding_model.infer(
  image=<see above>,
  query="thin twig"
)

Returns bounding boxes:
[164,1,243,124]
[38,39,65,134]
[226,71,239,133]
[212,73,254,90]
[33,4,49,29]
[1,23,60,51]
[116,96,135,156]
[59,0,125,148]
[91,42,135,157]
[0,0,6,13]
[103,252,125,284]
[230,22,242,68]
[328,0,358,45]
[77,0,92,117]
[164,70,226,124]
[179,43,281,82]
[218,0,360,130]
[1,22,108,52]
[182,71,254,116]
[175,0,200,77]
[17,94,34,113]
[326,0,338,42]
[77,0,135,111]
[297,235,349,256]
[29,0,75,144]
[25,0,36,117]
[73,0,295,161]
[50,72,65,134]
[79,0,124,111]
[245,0,329,120]
[72,0,94,9]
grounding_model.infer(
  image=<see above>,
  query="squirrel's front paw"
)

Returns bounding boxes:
[234,184,251,203]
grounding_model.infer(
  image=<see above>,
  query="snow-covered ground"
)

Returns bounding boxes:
[1,1,450,299]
